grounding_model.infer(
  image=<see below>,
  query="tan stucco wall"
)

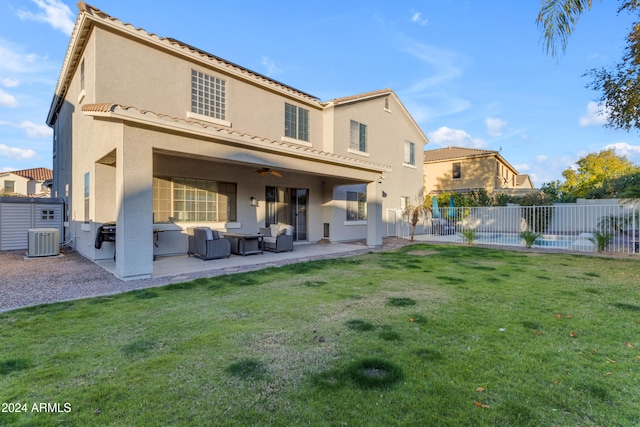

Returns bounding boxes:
[93,29,323,148]
[330,95,425,226]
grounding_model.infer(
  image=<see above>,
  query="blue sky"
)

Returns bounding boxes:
[2,0,640,187]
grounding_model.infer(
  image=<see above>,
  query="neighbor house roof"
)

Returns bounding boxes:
[516,174,533,188]
[423,146,519,175]
[5,168,53,181]
[423,147,498,162]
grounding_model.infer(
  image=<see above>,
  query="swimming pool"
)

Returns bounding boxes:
[474,233,594,250]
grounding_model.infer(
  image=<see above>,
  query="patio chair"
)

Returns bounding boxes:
[432,218,455,235]
[187,227,231,260]
[260,223,294,253]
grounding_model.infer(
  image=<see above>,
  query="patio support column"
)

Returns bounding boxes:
[115,138,153,279]
[366,180,382,248]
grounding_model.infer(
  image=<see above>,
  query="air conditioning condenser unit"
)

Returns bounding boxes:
[28,228,60,257]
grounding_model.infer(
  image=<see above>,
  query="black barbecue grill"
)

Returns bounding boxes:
[95,222,162,261]
[95,222,116,260]
[99,222,116,242]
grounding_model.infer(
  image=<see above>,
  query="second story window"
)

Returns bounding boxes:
[452,162,461,179]
[191,70,226,120]
[284,103,309,141]
[350,120,367,153]
[404,141,415,165]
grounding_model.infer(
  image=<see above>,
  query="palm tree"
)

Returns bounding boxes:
[403,199,432,241]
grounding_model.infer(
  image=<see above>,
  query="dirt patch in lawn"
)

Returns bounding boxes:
[405,250,439,256]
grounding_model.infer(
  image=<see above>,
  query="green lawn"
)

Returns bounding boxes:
[1,244,639,426]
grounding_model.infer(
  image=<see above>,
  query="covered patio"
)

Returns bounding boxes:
[82,104,392,280]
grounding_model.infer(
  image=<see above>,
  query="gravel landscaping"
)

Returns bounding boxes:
[0,239,412,312]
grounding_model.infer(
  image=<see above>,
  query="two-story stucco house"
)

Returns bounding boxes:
[423,146,535,196]
[0,168,52,197]
[46,3,428,279]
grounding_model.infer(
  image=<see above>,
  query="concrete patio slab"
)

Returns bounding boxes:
[95,241,395,279]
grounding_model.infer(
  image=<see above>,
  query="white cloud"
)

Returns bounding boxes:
[398,41,471,120]
[0,41,43,73]
[17,0,75,35]
[0,120,52,138]
[0,89,18,107]
[410,11,428,26]
[0,144,37,159]
[485,117,507,137]
[604,142,640,163]
[427,126,488,149]
[579,101,610,127]
[19,121,52,139]
[1,78,19,88]
[514,163,530,171]
[261,56,282,77]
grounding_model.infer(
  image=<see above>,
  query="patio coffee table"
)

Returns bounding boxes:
[225,233,264,256]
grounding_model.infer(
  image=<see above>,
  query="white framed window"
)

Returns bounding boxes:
[346,191,367,221]
[284,103,309,141]
[350,120,367,153]
[191,69,226,120]
[153,177,237,223]
[404,141,415,165]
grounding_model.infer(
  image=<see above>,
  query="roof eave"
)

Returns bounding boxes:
[81,103,392,174]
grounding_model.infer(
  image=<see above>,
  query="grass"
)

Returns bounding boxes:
[1,244,640,426]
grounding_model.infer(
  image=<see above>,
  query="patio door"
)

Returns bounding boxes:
[265,187,308,241]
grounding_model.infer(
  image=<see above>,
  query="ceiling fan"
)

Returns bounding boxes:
[257,167,282,178]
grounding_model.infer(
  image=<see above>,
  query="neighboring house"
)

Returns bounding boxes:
[423,147,536,195]
[0,168,52,197]
[46,3,428,279]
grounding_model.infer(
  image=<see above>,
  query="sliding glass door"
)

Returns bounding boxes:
[265,187,308,241]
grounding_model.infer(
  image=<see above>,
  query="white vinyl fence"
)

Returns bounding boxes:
[394,201,640,255]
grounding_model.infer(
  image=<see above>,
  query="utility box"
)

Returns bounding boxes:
[27,228,60,257]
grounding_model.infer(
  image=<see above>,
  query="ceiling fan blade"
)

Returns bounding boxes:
[270,170,282,178]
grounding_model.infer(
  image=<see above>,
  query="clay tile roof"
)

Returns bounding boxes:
[330,88,393,105]
[423,146,498,162]
[81,103,117,113]
[81,103,392,172]
[9,167,53,181]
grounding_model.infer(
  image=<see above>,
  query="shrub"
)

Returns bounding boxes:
[519,230,541,248]
[460,229,477,245]
[588,230,614,252]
